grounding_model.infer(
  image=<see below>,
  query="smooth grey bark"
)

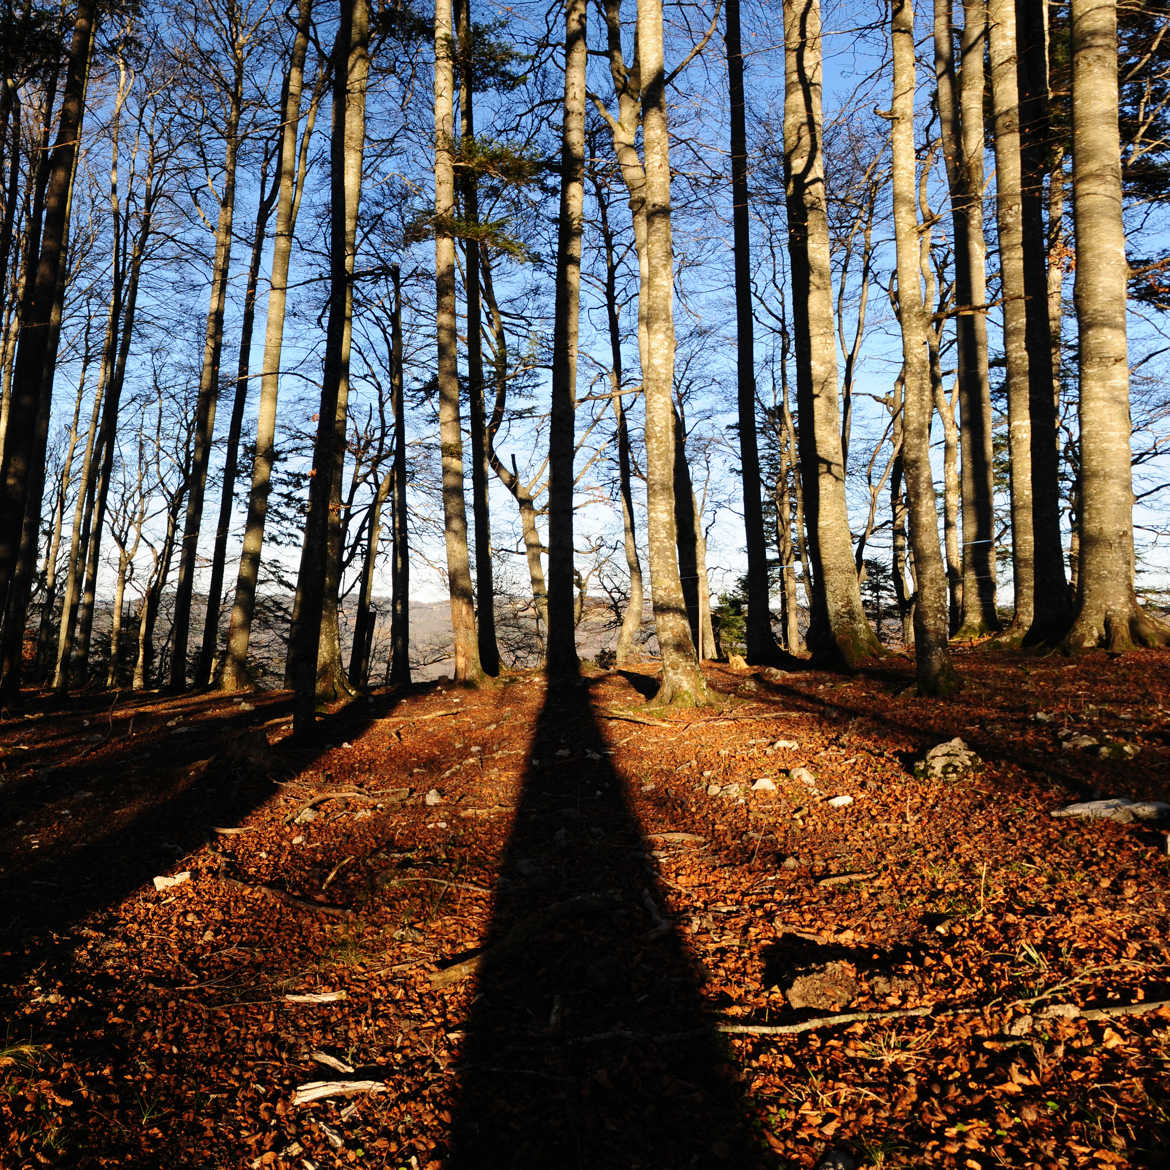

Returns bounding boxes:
[455,0,499,676]
[0,0,94,703]
[222,0,316,691]
[434,0,482,686]
[290,0,369,734]
[591,164,642,665]
[672,405,701,652]
[782,0,878,669]
[891,0,957,695]
[988,0,1036,637]
[545,0,587,676]
[934,0,999,634]
[51,326,105,686]
[349,464,392,686]
[196,150,279,688]
[169,24,245,690]
[726,0,778,663]
[1065,0,1169,650]
[480,254,549,637]
[1017,0,1071,643]
[634,0,706,704]
[387,264,411,687]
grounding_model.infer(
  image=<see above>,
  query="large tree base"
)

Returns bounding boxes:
[1064,602,1170,653]
[649,663,711,709]
[808,617,882,672]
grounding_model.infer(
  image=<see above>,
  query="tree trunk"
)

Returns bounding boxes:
[782,0,878,669]
[593,169,642,665]
[988,0,1036,638]
[726,0,778,663]
[290,0,370,735]
[196,152,279,688]
[613,385,644,665]
[935,0,999,634]
[0,0,95,703]
[636,0,706,705]
[1017,0,1072,643]
[48,328,103,685]
[1065,0,1168,650]
[222,0,316,692]
[455,0,500,676]
[434,0,482,687]
[349,466,392,686]
[545,0,587,676]
[672,405,701,651]
[388,264,411,687]
[480,254,549,638]
[891,0,957,695]
[169,46,244,690]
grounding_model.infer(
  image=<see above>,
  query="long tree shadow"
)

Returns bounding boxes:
[0,687,408,975]
[446,678,769,1168]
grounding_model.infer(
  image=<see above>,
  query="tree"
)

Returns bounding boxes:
[168,0,254,690]
[783,0,878,669]
[596,0,707,704]
[222,0,318,691]
[544,0,587,677]
[455,0,499,676]
[1017,0,1072,643]
[726,0,779,664]
[0,0,97,703]
[988,0,1037,638]
[890,0,957,695]
[289,0,370,734]
[933,0,998,635]
[1064,0,1169,650]
[434,0,483,685]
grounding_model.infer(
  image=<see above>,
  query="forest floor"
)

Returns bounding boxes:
[1,648,1169,1169]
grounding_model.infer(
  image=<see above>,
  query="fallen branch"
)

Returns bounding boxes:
[597,710,672,728]
[322,856,355,889]
[1081,998,1170,1022]
[817,871,877,888]
[717,996,1170,1038]
[380,708,459,727]
[285,991,347,1004]
[649,831,706,844]
[311,1052,355,1074]
[292,1079,385,1106]
[284,790,375,825]
[220,876,349,918]
[718,1006,934,1036]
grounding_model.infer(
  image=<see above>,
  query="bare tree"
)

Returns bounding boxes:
[1065,0,1169,650]
[890,0,957,694]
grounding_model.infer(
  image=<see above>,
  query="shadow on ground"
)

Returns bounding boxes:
[446,678,770,1168]
[0,688,406,969]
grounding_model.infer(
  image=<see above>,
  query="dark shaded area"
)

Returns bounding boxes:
[0,688,406,975]
[446,679,770,1169]
[617,668,659,700]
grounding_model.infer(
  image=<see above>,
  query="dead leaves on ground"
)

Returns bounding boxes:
[0,651,1169,1167]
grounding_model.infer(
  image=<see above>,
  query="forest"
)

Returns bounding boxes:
[2,0,1170,1167]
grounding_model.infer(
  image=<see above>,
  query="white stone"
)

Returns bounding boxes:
[152,871,191,892]
[827,794,853,808]
[751,777,778,792]
[424,789,443,806]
